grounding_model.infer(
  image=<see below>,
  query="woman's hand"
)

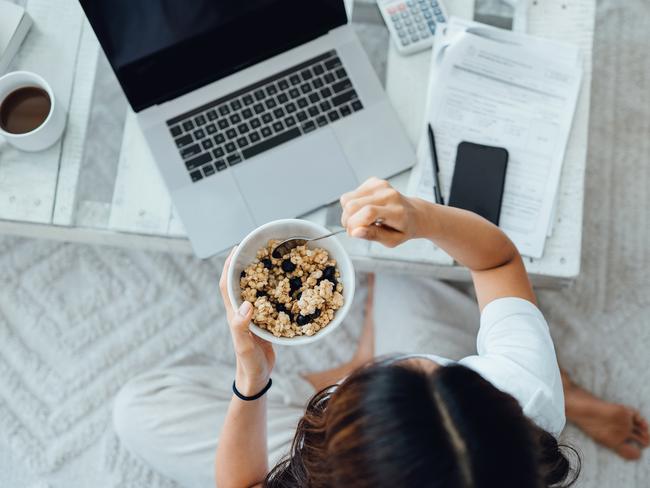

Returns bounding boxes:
[340,177,427,248]
[219,248,275,396]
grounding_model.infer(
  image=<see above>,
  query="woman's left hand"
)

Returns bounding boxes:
[220,248,276,396]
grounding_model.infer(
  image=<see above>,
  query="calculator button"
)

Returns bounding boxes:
[398,29,407,38]
[429,21,437,33]
[402,37,411,46]
[436,14,445,22]
[411,35,420,42]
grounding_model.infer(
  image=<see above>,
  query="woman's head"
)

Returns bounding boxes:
[266,360,579,488]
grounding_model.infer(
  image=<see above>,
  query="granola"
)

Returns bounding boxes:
[240,239,344,338]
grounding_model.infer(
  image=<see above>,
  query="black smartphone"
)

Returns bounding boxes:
[448,141,509,225]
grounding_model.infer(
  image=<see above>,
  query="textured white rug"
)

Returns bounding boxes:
[1,1,649,487]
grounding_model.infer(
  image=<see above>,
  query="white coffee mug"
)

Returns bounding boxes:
[0,71,66,152]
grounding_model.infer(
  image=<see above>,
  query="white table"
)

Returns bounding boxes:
[0,0,595,287]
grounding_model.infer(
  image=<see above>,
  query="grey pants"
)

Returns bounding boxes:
[113,274,478,488]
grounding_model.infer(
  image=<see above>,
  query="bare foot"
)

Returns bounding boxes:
[563,373,650,460]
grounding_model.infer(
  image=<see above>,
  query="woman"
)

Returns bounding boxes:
[114,177,584,487]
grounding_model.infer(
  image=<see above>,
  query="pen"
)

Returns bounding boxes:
[427,123,444,205]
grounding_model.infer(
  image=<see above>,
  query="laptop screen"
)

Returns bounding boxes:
[79,0,347,112]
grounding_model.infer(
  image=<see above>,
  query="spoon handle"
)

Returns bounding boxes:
[310,228,346,243]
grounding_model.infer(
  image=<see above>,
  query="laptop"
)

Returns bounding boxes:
[79,0,414,258]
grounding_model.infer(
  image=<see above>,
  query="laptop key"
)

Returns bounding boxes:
[249,131,261,143]
[226,128,237,139]
[309,93,320,104]
[213,147,225,158]
[182,120,195,131]
[278,93,289,104]
[285,115,297,127]
[332,89,357,107]
[314,64,325,75]
[316,115,328,127]
[206,123,218,135]
[332,79,353,93]
[335,68,347,79]
[273,107,285,118]
[296,111,308,122]
[242,108,253,119]
[302,121,316,133]
[262,113,273,124]
[214,134,226,144]
[241,127,301,159]
[300,83,312,94]
[228,154,243,166]
[186,152,211,170]
[320,87,333,98]
[170,125,182,137]
[340,105,352,117]
[289,74,301,85]
[225,142,237,153]
[308,106,319,117]
[175,134,193,148]
[261,126,272,138]
[218,119,229,130]
[195,115,207,126]
[203,164,216,176]
[193,129,206,140]
[272,121,284,133]
[286,102,297,113]
[215,159,227,171]
[320,100,332,112]
[278,79,289,90]
[230,113,242,124]
[313,78,324,89]
[324,57,342,70]
[301,69,313,80]
[237,123,250,134]
[297,97,308,108]
[202,139,214,150]
[253,103,264,114]
[323,73,335,84]
[190,170,203,182]
[231,99,242,110]
[328,110,340,122]
[289,88,300,98]
[243,94,254,105]
[207,110,218,121]
[181,144,202,160]
[237,137,249,148]
[265,98,277,109]
[351,100,364,112]
[250,118,261,129]
[254,89,266,100]
[266,85,278,96]
[219,105,230,116]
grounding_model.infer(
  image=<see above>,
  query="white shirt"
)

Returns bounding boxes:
[402,297,566,437]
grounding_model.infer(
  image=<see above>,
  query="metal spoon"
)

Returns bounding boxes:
[271,218,384,258]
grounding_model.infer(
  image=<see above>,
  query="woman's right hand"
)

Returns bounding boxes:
[219,248,275,396]
[340,177,429,248]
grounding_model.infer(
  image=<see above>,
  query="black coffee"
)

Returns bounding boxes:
[0,86,51,134]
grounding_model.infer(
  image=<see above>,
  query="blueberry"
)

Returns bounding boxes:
[289,277,302,291]
[322,266,336,280]
[240,270,246,278]
[275,302,287,313]
[256,289,268,298]
[262,258,272,269]
[295,291,302,301]
[296,314,310,326]
[310,309,321,319]
[281,259,296,273]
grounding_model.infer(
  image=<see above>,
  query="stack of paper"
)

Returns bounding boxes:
[0,0,32,74]
[410,17,583,259]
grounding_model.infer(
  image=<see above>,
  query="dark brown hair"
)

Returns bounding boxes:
[265,360,580,487]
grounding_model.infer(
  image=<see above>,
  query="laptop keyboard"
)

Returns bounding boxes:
[166,50,364,183]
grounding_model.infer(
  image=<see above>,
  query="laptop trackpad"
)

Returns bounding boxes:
[233,130,358,224]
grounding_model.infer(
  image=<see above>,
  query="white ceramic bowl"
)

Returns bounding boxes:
[227,219,355,346]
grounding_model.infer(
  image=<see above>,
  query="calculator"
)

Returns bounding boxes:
[377,0,449,55]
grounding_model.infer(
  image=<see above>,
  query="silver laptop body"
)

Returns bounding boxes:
[80,1,414,258]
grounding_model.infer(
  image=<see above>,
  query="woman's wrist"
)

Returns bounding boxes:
[235,369,271,397]
[410,198,441,240]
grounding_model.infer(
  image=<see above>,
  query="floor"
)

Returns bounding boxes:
[1,1,649,486]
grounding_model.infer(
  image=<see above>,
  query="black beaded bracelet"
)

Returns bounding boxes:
[232,378,272,401]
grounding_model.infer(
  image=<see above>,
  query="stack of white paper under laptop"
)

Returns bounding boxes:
[370,17,583,263]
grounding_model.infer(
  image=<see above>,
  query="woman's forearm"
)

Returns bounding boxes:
[412,199,519,271]
[215,376,269,488]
